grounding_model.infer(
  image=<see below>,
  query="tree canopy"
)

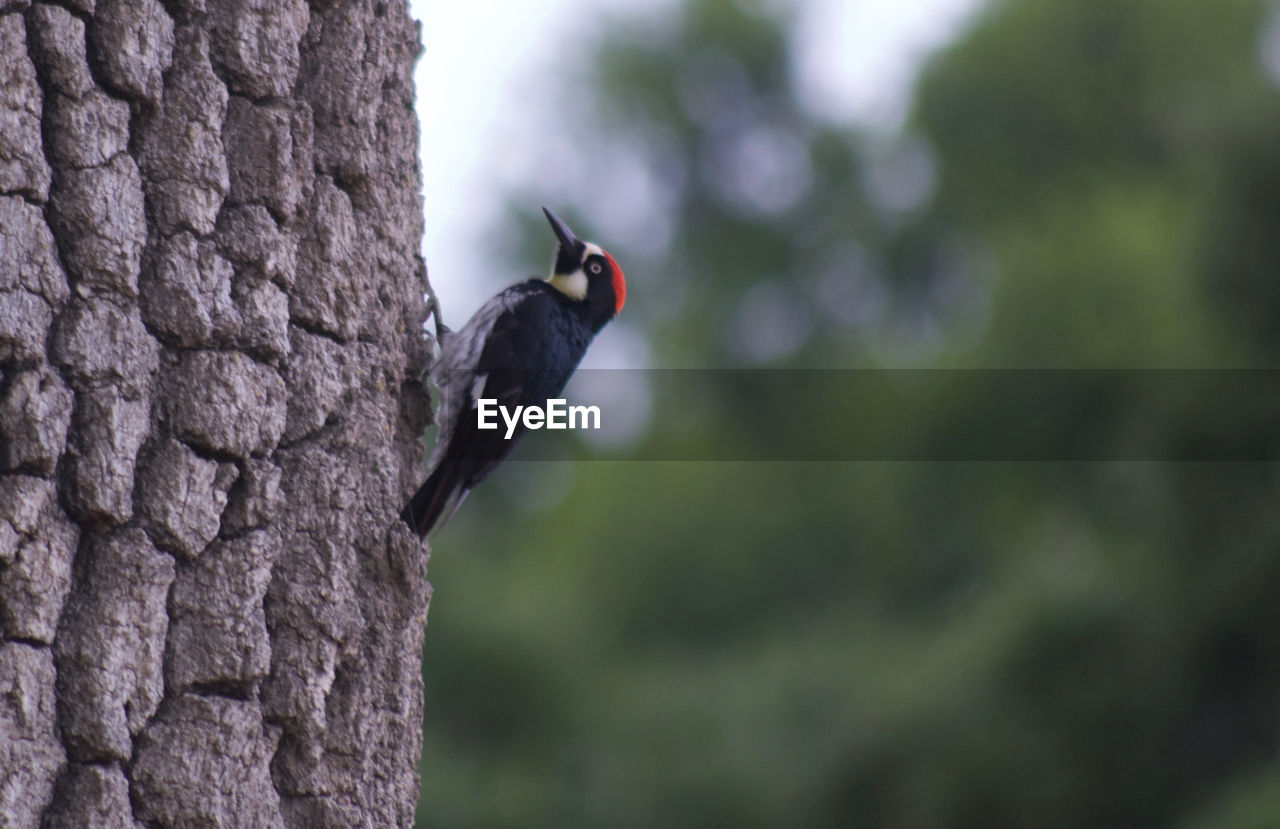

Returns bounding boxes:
[417,0,1280,826]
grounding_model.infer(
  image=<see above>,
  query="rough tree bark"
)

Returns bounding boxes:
[0,0,434,825]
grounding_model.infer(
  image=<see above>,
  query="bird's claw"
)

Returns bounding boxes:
[427,289,451,345]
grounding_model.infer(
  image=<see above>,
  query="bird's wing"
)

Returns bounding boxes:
[426,282,539,473]
[434,290,579,493]
[436,306,542,487]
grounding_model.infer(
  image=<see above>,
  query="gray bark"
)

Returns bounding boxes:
[0,0,434,825]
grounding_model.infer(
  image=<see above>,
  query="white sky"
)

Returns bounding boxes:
[408,0,984,325]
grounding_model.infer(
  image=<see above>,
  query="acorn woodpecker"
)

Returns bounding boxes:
[400,208,627,538]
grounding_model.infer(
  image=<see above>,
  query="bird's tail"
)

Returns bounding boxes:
[399,462,460,538]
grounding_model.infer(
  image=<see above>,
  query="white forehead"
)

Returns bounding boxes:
[582,242,604,260]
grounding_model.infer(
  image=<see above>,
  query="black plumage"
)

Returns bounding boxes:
[401,210,625,538]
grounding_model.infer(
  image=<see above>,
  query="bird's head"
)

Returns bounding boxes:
[543,207,626,325]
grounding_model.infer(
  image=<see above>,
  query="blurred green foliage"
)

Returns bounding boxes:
[416,0,1280,826]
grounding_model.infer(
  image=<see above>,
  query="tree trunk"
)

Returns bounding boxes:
[0,0,433,825]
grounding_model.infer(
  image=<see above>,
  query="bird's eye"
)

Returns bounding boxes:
[588,260,603,275]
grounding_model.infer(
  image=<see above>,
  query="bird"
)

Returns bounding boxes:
[400,208,626,538]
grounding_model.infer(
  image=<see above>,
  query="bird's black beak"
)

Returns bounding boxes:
[543,207,580,249]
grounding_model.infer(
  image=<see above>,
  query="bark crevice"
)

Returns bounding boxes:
[2,0,432,824]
